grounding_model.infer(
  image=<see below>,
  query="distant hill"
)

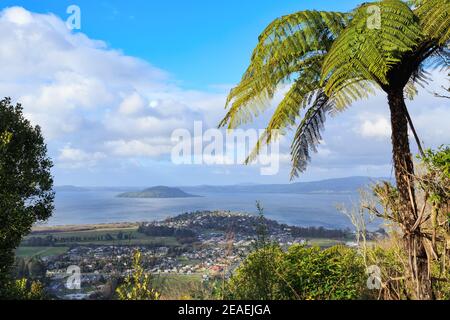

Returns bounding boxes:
[55,186,89,192]
[117,186,200,199]
[181,176,389,194]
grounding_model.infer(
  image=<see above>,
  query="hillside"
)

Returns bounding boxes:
[117,186,199,198]
[181,176,388,194]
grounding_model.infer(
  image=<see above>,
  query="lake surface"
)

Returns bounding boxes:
[45,190,365,229]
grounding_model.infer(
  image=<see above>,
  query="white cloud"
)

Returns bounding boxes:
[0,6,226,169]
[104,139,173,158]
[118,92,146,115]
[358,117,391,139]
[58,145,105,169]
[0,6,447,185]
[2,6,33,25]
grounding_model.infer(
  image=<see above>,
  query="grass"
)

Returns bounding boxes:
[307,238,345,248]
[153,274,204,300]
[15,246,70,258]
[66,237,179,246]
[24,226,180,247]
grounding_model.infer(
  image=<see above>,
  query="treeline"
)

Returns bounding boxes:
[287,226,350,239]
[22,232,135,246]
[137,225,198,243]
[163,211,351,239]
[13,258,46,280]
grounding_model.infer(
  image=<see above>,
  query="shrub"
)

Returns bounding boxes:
[224,244,365,300]
[116,251,160,300]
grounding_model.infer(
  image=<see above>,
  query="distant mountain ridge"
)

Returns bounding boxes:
[54,186,89,192]
[180,176,390,194]
[117,186,200,199]
[56,176,391,195]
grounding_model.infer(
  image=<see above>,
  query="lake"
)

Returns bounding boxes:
[44,190,366,229]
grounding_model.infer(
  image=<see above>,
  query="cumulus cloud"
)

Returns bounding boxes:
[358,116,391,139]
[105,139,173,157]
[58,145,106,169]
[0,6,227,170]
[0,6,447,185]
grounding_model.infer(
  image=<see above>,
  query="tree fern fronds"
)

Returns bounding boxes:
[290,91,334,178]
[244,78,323,165]
[322,0,422,95]
[425,47,450,70]
[404,81,419,100]
[220,11,348,130]
[415,0,450,45]
[220,54,324,129]
[220,0,449,180]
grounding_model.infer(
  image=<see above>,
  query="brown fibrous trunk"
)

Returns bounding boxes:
[388,89,433,300]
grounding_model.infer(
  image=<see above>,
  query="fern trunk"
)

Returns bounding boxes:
[388,89,433,300]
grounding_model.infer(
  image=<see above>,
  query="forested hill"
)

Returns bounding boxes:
[180,176,388,194]
[117,186,199,198]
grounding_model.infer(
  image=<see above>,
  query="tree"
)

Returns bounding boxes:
[219,0,449,299]
[5,278,46,300]
[348,147,449,299]
[224,245,365,300]
[0,97,54,297]
[116,250,160,300]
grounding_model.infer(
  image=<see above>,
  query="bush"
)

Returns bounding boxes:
[2,278,46,300]
[224,244,366,300]
[116,251,160,300]
[0,97,54,295]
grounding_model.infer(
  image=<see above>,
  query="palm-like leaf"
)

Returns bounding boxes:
[322,0,422,95]
[220,0,449,179]
[219,10,348,129]
[415,0,450,45]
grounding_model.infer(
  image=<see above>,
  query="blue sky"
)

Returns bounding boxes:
[1,0,363,89]
[0,1,448,187]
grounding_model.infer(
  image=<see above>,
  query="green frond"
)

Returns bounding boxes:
[220,10,348,129]
[404,81,418,100]
[322,0,422,95]
[415,0,450,45]
[330,79,377,110]
[244,73,322,165]
[219,0,449,179]
[290,91,334,178]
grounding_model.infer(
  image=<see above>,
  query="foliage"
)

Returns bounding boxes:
[0,131,12,146]
[224,244,366,300]
[116,250,160,300]
[14,257,47,280]
[219,0,449,178]
[2,278,46,300]
[351,147,450,299]
[223,244,282,300]
[220,0,448,299]
[361,235,450,300]
[363,238,411,300]
[419,145,450,204]
[0,97,54,298]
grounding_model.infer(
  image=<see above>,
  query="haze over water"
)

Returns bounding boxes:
[45,189,362,229]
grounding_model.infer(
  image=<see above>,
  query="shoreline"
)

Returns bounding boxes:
[31,222,140,234]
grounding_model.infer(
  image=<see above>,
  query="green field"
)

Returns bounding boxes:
[153,274,204,299]
[24,227,180,247]
[307,238,345,248]
[15,246,70,258]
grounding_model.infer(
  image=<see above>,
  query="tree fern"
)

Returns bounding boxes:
[221,0,449,179]
[220,10,348,129]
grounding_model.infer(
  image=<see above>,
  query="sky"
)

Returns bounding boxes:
[0,1,448,186]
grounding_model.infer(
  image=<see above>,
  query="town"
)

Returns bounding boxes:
[16,211,374,299]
